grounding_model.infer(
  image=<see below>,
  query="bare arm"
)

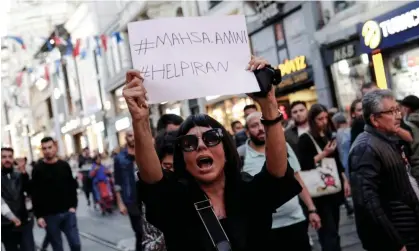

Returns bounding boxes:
[132,120,163,183]
[314,151,326,163]
[295,173,316,210]
[123,70,162,184]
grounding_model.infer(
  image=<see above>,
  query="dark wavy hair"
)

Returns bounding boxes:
[350,99,362,118]
[157,114,184,132]
[308,104,332,138]
[155,129,177,161]
[173,114,241,182]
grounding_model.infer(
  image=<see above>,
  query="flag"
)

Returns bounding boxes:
[44,64,50,83]
[113,32,123,43]
[73,38,81,57]
[46,38,53,51]
[55,60,61,77]
[64,37,73,56]
[5,36,26,49]
[94,36,101,56]
[16,71,24,87]
[53,36,67,46]
[100,34,108,52]
[80,50,87,60]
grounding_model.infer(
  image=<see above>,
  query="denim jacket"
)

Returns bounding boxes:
[113,148,137,206]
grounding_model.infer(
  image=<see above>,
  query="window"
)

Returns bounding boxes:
[388,47,419,99]
[209,1,222,9]
[114,86,128,114]
[330,54,371,110]
[46,98,53,119]
[250,26,278,67]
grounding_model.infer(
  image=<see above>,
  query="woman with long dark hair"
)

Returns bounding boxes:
[123,57,301,251]
[297,104,351,251]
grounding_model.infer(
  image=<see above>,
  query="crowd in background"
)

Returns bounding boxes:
[2,77,419,251]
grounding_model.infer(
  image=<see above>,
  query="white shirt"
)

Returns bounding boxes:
[297,126,309,136]
[242,141,306,229]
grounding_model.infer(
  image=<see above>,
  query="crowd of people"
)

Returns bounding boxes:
[2,57,419,251]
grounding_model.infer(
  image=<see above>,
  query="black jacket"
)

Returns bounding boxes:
[350,117,365,146]
[1,169,31,226]
[31,160,78,218]
[349,125,419,251]
[284,126,300,157]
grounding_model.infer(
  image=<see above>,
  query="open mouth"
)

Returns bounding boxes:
[197,156,214,169]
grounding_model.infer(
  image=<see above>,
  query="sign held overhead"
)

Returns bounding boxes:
[127,15,260,104]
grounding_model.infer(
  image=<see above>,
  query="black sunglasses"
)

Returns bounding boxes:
[177,128,223,152]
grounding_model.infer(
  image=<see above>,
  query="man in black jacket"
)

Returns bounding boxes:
[32,137,80,251]
[349,90,419,251]
[1,147,32,251]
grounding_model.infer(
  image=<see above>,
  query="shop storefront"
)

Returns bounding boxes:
[159,101,183,117]
[274,55,317,118]
[30,131,45,160]
[61,113,106,154]
[206,95,254,132]
[249,2,328,112]
[357,1,419,98]
[323,39,373,110]
[114,116,131,146]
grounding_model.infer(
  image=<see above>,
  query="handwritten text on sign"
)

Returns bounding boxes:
[127,16,259,104]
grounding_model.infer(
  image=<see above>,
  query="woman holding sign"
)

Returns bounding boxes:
[123,57,301,251]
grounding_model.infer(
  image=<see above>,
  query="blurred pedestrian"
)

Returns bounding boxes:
[1,147,34,251]
[114,129,143,251]
[78,147,94,207]
[350,90,419,251]
[90,155,113,215]
[31,137,80,251]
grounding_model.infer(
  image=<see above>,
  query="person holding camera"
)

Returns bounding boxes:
[123,57,301,251]
[1,148,34,251]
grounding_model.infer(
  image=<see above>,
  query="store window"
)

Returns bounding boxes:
[114,86,128,114]
[207,97,253,133]
[330,54,371,110]
[388,47,419,99]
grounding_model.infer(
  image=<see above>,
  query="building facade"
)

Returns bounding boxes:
[2,1,77,160]
[317,1,417,110]
[101,1,202,150]
[200,1,330,130]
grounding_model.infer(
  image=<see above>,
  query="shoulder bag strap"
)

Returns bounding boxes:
[194,197,232,251]
[305,132,323,154]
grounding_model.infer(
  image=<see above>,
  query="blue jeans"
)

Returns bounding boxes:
[44,212,81,251]
[21,218,35,251]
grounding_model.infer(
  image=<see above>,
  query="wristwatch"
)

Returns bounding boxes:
[260,110,283,126]
[308,209,317,215]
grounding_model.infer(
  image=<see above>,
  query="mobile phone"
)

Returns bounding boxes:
[330,132,337,141]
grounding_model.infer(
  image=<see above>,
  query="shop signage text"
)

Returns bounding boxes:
[253,1,283,23]
[334,44,355,62]
[277,56,307,77]
[324,40,361,66]
[276,56,309,87]
[358,2,419,52]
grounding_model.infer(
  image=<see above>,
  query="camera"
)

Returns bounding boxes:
[252,65,282,97]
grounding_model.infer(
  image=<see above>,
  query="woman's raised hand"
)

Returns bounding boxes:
[123,70,149,121]
[246,56,278,119]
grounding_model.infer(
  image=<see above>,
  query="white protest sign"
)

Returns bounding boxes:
[127,15,260,104]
